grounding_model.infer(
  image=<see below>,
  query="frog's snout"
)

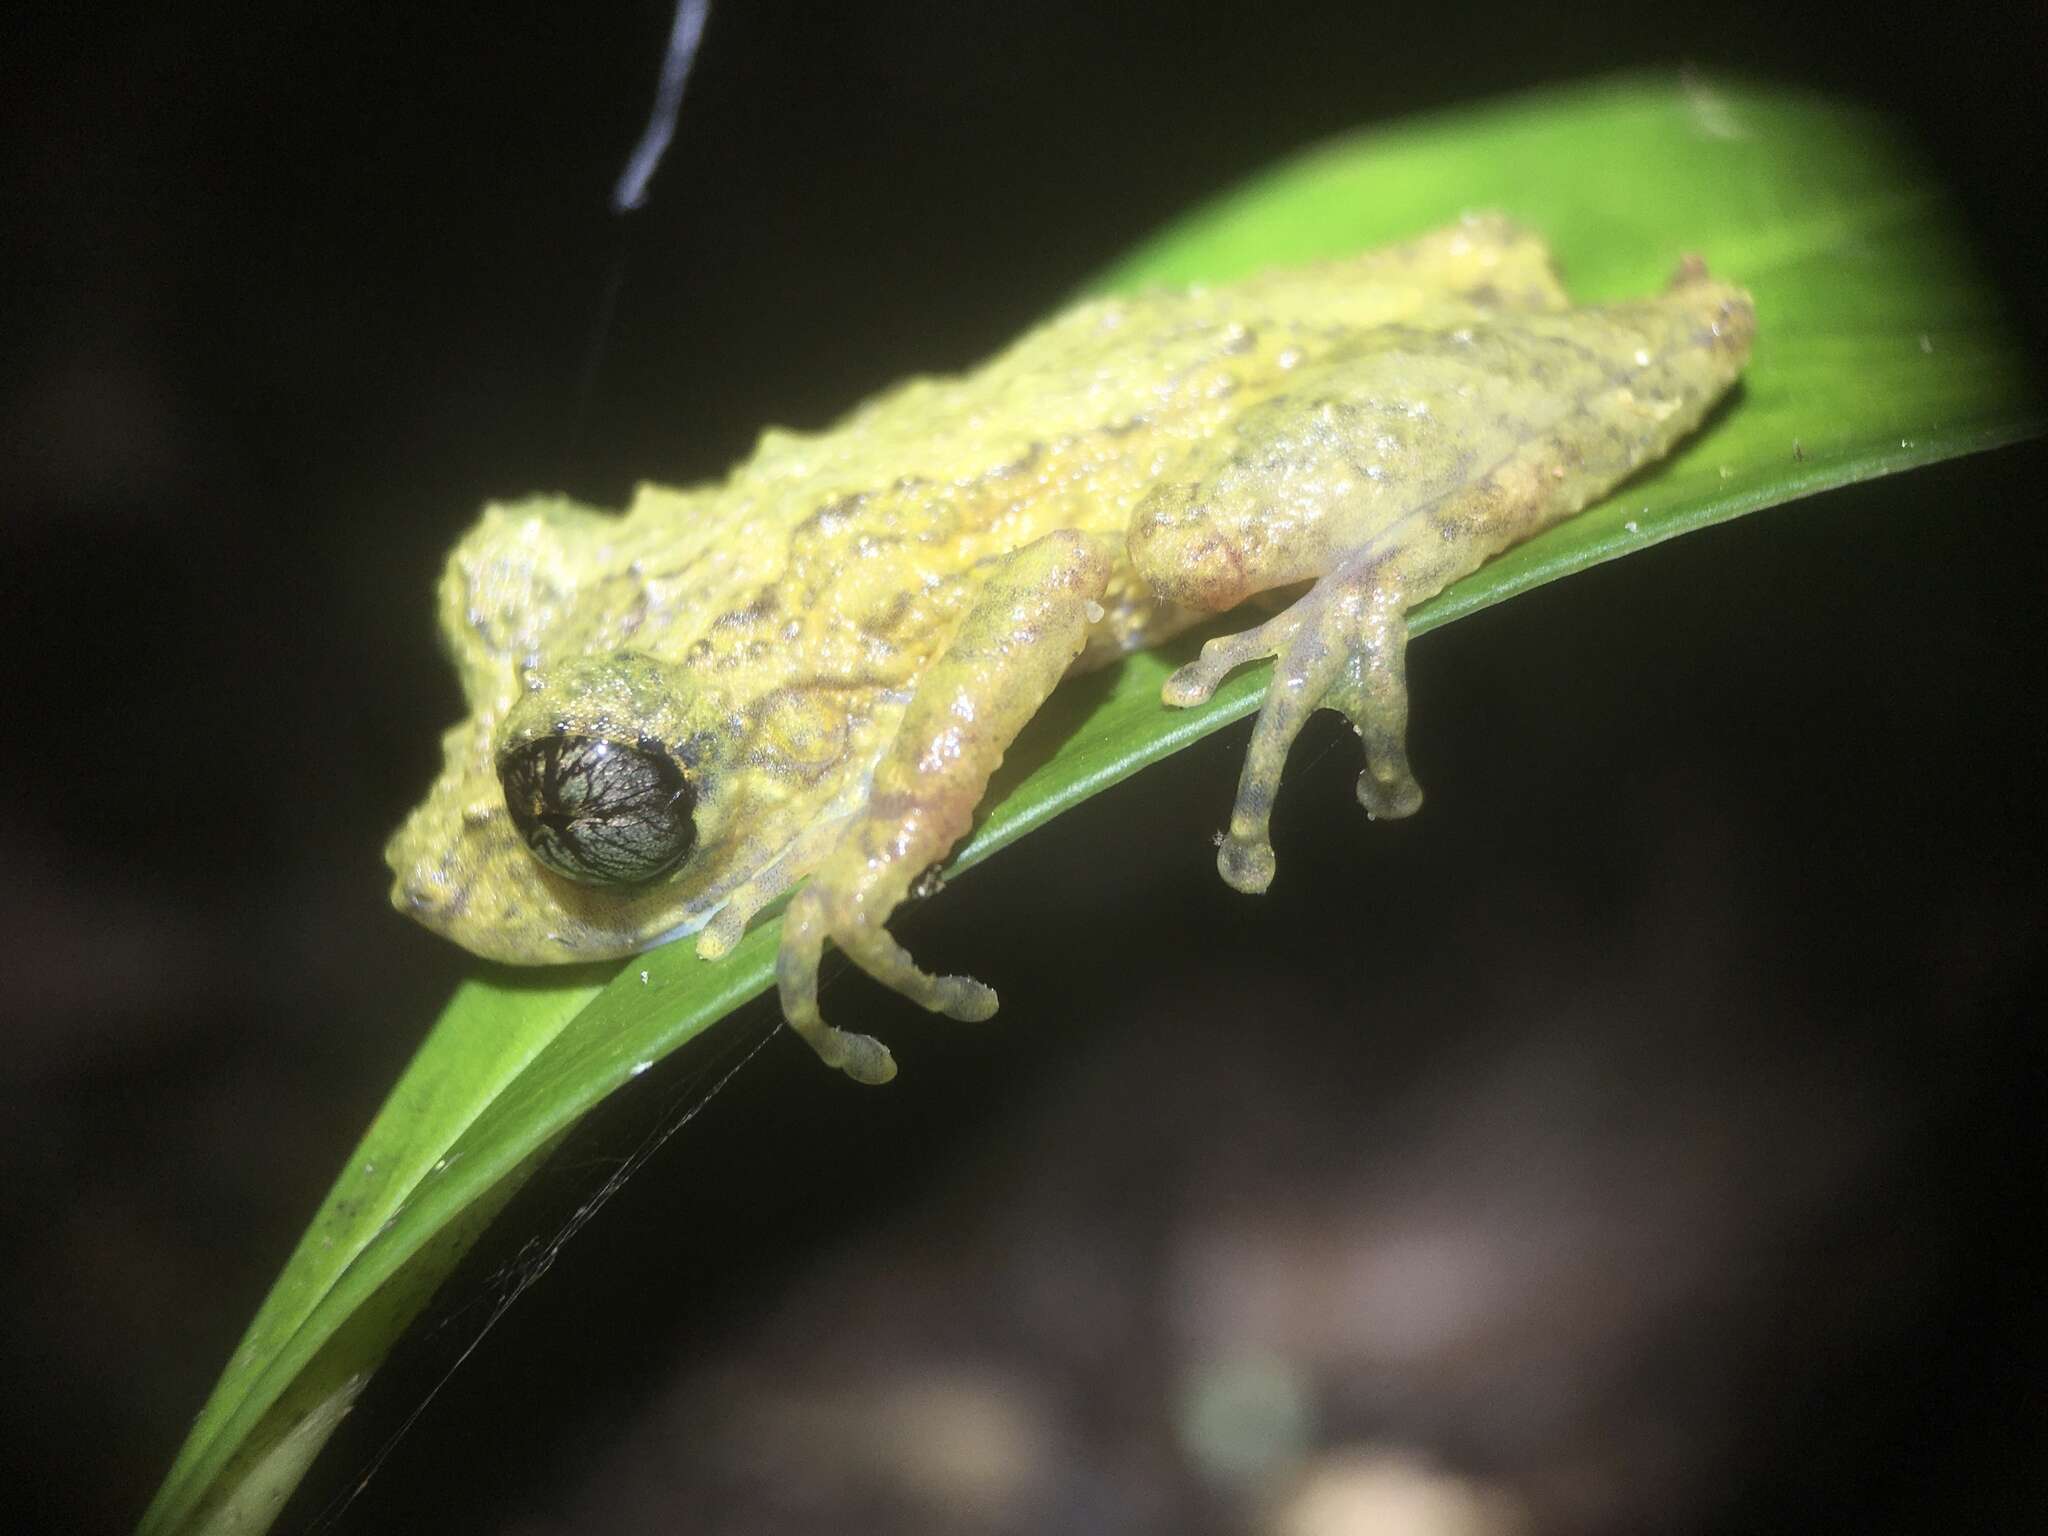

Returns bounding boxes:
[383,808,519,956]
[388,856,540,965]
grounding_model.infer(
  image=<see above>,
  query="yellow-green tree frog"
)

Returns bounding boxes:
[386,215,1754,1083]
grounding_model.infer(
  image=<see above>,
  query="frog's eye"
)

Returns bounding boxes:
[497,733,697,886]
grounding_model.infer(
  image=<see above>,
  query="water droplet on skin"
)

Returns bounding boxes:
[640,970,650,985]
[630,1060,654,1078]
[1919,333,1934,354]
[1624,520,1639,533]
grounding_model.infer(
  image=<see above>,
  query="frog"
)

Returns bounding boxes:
[386,214,1754,1084]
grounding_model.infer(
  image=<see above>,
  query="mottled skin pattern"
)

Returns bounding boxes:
[387,216,1754,1082]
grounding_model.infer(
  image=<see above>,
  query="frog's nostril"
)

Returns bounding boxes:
[394,862,470,927]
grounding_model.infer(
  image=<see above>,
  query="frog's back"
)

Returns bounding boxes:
[662,213,1567,549]
[446,215,1566,707]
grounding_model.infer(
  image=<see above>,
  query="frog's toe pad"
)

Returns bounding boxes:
[1217,829,1277,893]
[824,1030,898,1086]
[1357,762,1425,821]
[931,974,1000,1022]
[1162,658,1225,709]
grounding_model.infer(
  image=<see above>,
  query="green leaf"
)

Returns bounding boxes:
[140,73,2039,1535]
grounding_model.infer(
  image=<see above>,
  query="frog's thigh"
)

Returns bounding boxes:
[776,529,1117,1083]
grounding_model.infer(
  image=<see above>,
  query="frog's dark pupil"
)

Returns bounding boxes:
[496,734,696,886]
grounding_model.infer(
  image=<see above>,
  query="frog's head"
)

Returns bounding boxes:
[386,650,778,964]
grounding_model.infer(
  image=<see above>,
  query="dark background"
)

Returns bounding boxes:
[5,3,2043,1532]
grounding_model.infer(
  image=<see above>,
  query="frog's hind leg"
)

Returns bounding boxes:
[776,529,1117,1083]
[1165,550,1428,893]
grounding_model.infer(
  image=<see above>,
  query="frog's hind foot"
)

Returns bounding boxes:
[1164,554,1424,894]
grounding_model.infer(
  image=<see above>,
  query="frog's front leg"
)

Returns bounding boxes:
[776,530,1117,1083]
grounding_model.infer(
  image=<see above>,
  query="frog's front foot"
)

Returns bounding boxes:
[775,879,999,1085]
[1164,552,1424,894]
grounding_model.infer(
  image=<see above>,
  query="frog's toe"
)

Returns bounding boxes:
[1211,636,1328,893]
[1325,633,1424,823]
[1160,611,1300,708]
[857,925,1000,1023]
